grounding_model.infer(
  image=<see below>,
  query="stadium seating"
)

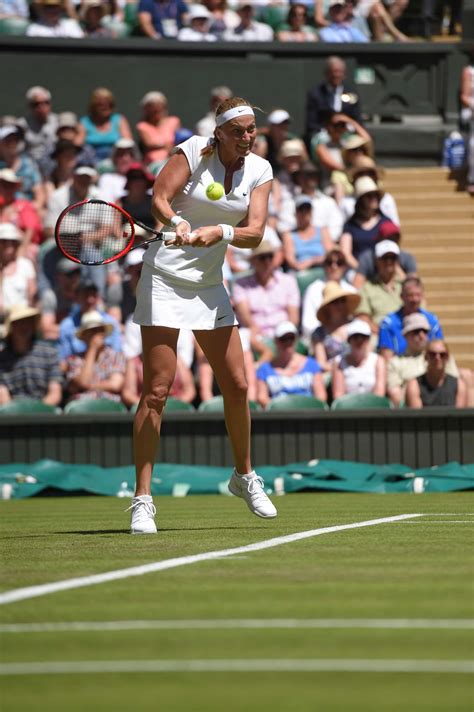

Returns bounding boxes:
[198,395,261,412]
[295,268,325,296]
[266,395,328,411]
[331,393,392,410]
[0,17,29,35]
[0,399,57,415]
[64,398,127,414]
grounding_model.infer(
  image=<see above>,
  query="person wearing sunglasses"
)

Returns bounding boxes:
[311,109,371,194]
[18,86,59,168]
[331,318,386,401]
[387,313,460,408]
[301,247,357,341]
[405,340,467,408]
[256,321,327,409]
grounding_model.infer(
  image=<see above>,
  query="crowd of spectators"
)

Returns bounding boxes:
[0,60,471,413]
[0,0,461,42]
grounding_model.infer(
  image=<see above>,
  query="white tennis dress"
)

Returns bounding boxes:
[134,135,273,330]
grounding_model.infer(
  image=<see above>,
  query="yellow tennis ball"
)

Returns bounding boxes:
[206,182,225,201]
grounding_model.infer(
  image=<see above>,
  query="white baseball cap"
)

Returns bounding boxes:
[187,3,212,20]
[74,165,98,179]
[347,319,371,339]
[375,240,400,259]
[267,109,291,125]
[0,223,21,241]
[274,321,298,339]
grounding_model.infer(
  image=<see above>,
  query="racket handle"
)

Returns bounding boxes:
[163,231,196,247]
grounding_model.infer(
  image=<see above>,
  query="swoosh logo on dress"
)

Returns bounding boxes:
[217,315,229,321]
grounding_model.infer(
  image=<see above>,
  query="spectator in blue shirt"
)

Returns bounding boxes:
[138,0,188,39]
[256,321,327,408]
[378,277,443,360]
[59,280,122,362]
[319,0,369,42]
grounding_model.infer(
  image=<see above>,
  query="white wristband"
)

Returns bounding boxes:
[219,224,234,243]
[170,215,191,230]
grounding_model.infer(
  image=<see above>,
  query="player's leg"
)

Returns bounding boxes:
[194,326,276,518]
[194,325,251,473]
[129,325,178,534]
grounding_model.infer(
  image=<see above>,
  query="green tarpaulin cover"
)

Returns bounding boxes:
[0,459,473,499]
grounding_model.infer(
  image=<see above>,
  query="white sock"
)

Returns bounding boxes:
[235,469,256,478]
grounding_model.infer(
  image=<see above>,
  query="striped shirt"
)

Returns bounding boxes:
[0,340,62,399]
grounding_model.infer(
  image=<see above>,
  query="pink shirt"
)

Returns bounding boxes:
[136,116,181,164]
[232,270,300,338]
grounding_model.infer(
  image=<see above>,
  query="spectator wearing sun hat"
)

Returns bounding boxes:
[340,175,392,270]
[279,159,344,241]
[64,309,125,404]
[256,320,327,408]
[311,280,361,373]
[341,155,400,225]
[26,0,84,37]
[355,240,403,331]
[177,4,216,40]
[331,318,386,401]
[353,220,417,290]
[0,304,63,407]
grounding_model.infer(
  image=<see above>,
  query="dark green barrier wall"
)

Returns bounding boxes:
[0,38,470,162]
[1,409,473,469]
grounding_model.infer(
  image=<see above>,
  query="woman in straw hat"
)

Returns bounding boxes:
[340,175,391,270]
[311,280,361,373]
[65,310,125,404]
[341,155,399,226]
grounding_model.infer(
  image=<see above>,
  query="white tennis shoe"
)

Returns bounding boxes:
[126,495,157,534]
[228,471,277,519]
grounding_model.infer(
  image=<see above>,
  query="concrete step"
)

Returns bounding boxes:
[394,192,471,202]
[413,263,474,276]
[399,208,474,220]
[442,320,474,336]
[425,291,474,306]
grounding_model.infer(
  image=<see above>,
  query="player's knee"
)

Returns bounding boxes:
[222,375,248,402]
[143,382,172,413]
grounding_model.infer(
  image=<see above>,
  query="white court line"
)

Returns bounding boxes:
[1,618,473,634]
[0,658,472,676]
[392,521,474,524]
[0,513,422,606]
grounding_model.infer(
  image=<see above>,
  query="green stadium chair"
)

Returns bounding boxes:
[266,394,328,411]
[296,268,325,296]
[258,5,288,30]
[165,398,195,412]
[198,396,261,412]
[0,17,30,35]
[64,398,127,414]
[124,2,140,33]
[0,399,57,415]
[331,393,392,410]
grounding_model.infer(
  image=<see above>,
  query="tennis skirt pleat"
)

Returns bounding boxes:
[133,263,238,330]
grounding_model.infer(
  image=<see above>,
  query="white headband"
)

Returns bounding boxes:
[215,106,255,127]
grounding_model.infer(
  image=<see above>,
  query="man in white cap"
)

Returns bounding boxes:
[97,138,136,203]
[387,312,459,407]
[26,0,83,37]
[0,304,63,407]
[44,164,99,240]
[356,239,403,330]
[177,4,217,40]
[259,108,293,170]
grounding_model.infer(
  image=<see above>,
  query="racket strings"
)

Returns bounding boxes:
[57,202,133,265]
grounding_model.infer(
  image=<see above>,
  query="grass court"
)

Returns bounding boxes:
[1,492,473,711]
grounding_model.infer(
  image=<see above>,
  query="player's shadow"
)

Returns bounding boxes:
[54,525,265,535]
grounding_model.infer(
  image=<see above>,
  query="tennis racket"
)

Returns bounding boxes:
[55,199,180,266]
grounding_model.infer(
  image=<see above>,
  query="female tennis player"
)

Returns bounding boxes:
[127,96,277,534]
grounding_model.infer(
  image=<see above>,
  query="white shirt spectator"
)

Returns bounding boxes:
[223,20,274,41]
[177,26,216,41]
[0,0,29,17]
[27,17,84,37]
[1,257,36,311]
[335,351,378,394]
[97,173,127,204]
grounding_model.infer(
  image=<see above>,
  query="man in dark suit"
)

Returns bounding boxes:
[305,56,363,144]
